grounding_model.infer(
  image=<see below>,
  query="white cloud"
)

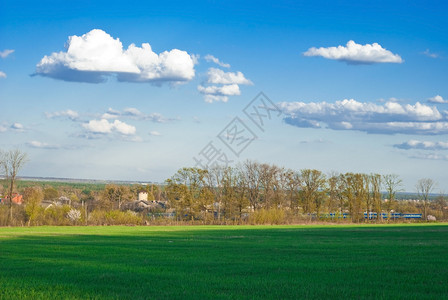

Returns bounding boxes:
[410,153,448,161]
[428,95,448,104]
[202,95,229,103]
[0,125,7,132]
[304,40,403,64]
[198,83,241,103]
[394,140,448,150]
[83,119,114,134]
[300,138,330,144]
[27,141,59,149]
[204,54,230,68]
[280,99,448,135]
[198,84,240,96]
[199,68,252,103]
[0,71,6,78]
[149,131,161,136]
[207,68,252,85]
[0,49,14,59]
[113,120,136,135]
[11,123,24,131]
[83,119,136,136]
[123,107,143,117]
[35,29,196,83]
[101,108,176,123]
[422,49,439,59]
[46,109,79,121]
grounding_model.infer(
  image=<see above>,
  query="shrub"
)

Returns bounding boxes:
[248,208,285,225]
[88,210,143,225]
[67,209,81,225]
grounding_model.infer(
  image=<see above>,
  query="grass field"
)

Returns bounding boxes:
[0,224,447,299]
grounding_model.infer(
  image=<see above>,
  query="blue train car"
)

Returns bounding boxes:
[402,213,422,219]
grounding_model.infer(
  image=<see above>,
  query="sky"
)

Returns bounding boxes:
[0,0,447,191]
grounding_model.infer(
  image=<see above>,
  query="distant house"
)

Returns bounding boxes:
[40,196,72,209]
[58,196,71,205]
[1,193,23,205]
[138,192,148,201]
[122,200,166,212]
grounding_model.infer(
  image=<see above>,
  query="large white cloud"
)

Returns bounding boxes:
[35,29,196,83]
[82,119,136,135]
[280,99,448,135]
[304,40,403,64]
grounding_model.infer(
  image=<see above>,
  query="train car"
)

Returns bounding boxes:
[402,213,422,219]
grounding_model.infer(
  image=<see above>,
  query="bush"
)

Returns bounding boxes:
[248,208,285,225]
[88,210,143,225]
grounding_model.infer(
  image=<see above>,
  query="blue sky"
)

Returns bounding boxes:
[1,0,447,191]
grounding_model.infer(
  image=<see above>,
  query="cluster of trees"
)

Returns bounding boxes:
[0,149,446,226]
[164,162,446,223]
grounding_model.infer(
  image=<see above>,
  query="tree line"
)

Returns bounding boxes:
[1,149,446,226]
[164,162,444,223]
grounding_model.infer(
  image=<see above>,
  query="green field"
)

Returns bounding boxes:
[0,225,447,299]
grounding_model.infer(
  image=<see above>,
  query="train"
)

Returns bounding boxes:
[317,212,422,219]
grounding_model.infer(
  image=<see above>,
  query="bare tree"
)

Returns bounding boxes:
[383,174,403,214]
[370,174,382,220]
[284,169,300,213]
[416,178,436,220]
[240,160,262,211]
[299,169,326,220]
[0,149,28,225]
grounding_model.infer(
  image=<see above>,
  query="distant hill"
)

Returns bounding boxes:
[17,176,153,185]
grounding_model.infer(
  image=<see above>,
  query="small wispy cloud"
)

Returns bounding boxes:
[27,141,60,149]
[0,71,6,79]
[149,131,161,136]
[394,140,448,150]
[0,49,14,59]
[299,138,330,144]
[102,108,177,123]
[422,49,439,59]
[410,153,448,161]
[45,109,80,121]
[204,54,230,68]
[10,123,24,131]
